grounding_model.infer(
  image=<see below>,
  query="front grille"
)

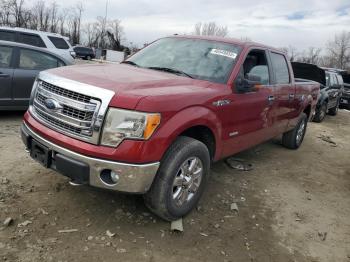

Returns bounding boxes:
[32,80,101,140]
[62,105,94,121]
[35,108,83,135]
[41,80,92,103]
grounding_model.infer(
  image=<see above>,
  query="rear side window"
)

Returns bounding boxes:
[270,52,290,84]
[19,49,64,70]
[0,46,13,68]
[19,33,46,48]
[48,36,69,49]
[0,30,16,41]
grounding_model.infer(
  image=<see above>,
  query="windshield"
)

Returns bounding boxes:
[126,37,241,84]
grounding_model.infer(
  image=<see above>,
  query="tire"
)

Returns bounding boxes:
[328,101,339,116]
[86,55,92,60]
[144,136,210,221]
[313,103,327,123]
[282,113,308,150]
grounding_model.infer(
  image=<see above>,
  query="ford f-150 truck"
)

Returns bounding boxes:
[21,36,320,221]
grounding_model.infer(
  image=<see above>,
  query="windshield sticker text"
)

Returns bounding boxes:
[210,49,237,59]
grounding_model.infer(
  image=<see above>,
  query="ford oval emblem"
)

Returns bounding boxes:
[44,98,61,111]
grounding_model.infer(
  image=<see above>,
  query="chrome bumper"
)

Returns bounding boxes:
[22,123,160,193]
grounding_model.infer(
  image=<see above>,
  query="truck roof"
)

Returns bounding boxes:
[171,35,286,54]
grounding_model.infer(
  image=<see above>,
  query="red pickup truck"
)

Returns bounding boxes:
[21,36,320,221]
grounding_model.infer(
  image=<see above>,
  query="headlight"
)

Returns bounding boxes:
[101,108,161,147]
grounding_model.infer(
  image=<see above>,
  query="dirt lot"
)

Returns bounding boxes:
[0,110,349,262]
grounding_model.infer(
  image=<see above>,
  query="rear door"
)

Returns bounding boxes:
[12,47,65,107]
[0,45,15,106]
[269,52,295,134]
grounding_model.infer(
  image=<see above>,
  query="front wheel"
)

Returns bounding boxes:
[282,113,308,149]
[144,136,210,221]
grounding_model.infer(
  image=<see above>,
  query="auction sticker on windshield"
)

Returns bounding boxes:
[210,49,237,59]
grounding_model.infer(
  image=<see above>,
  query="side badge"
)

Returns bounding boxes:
[213,99,231,107]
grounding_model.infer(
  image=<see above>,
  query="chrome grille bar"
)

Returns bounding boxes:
[29,71,115,144]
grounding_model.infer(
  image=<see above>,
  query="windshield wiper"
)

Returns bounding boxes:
[147,66,193,79]
[121,61,140,67]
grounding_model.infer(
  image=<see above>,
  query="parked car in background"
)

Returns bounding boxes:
[0,40,72,110]
[292,62,343,122]
[0,27,76,64]
[21,36,319,221]
[73,46,96,60]
[340,73,350,109]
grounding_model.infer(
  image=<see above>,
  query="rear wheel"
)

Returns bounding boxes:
[313,103,327,123]
[282,113,308,149]
[144,136,210,221]
[328,101,339,116]
[86,55,92,60]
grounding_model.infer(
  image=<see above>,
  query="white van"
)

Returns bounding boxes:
[0,27,76,63]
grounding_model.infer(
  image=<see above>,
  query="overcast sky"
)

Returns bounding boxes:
[31,0,350,50]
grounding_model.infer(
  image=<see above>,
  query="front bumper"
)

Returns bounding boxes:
[21,123,160,193]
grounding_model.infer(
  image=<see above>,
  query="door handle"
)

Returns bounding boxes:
[267,95,275,102]
[0,73,10,78]
[289,93,295,100]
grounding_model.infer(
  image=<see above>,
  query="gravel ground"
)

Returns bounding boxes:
[0,109,349,262]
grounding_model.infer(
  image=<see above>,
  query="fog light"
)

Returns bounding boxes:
[100,169,120,186]
[110,171,119,183]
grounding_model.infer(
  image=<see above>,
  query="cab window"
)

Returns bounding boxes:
[19,49,64,70]
[0,46,13,68]
[242,49,270,85]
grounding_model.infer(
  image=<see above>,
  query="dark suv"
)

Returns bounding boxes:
[292,62,343,122]
[73,46,95,60]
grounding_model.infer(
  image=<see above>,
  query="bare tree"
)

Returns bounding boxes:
[49,1,59,33]
[194,22,228,37]
[297,47,322,65]
[67,2,84,45]
[106,19,124,50]
[326,31,350,69]
[280,45,298,61]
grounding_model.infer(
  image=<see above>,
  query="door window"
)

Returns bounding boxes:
[242,49,270,85]
[48,36,70,49]
[19,49,64,70]
[19,33,46,48]
[0,46,13,68]
[270,52,290,84]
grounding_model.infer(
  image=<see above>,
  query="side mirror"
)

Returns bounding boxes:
[235,74,262,93]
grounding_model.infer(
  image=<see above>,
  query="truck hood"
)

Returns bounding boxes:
[46,63,211,109]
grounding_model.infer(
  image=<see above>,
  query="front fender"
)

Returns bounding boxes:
[155,106,223,161]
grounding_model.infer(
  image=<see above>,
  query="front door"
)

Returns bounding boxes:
[220,48,275,158]
[326,73,340,109]
[0,45,14,107]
